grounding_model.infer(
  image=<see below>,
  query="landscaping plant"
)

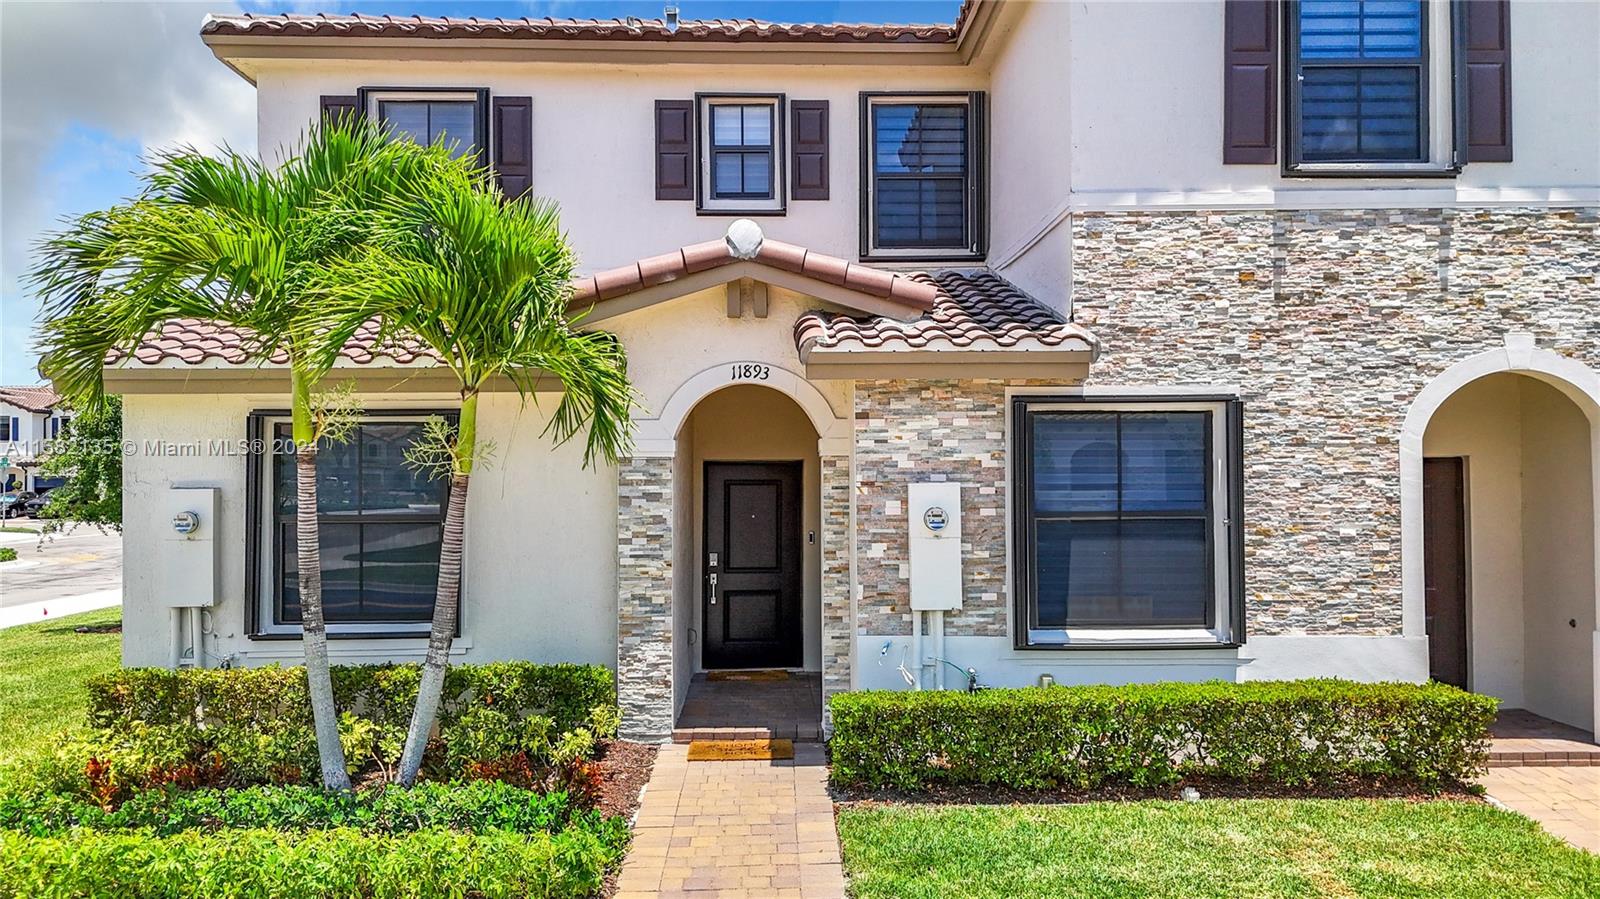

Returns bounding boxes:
[30,120,450,790]
[307,155,636,785]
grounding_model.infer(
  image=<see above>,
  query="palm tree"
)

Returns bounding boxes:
[31,120,443,790]
[309,158,636,786]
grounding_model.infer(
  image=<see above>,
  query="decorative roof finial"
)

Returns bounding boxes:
[725,219,763,260]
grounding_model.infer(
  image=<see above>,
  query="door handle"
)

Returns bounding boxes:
[709,572,718,605]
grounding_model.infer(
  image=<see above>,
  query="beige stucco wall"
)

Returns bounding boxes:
[1423,372,1596,729]
[119,391,617,671]
[1424,374,1527,706]
[1520,377,1596,730]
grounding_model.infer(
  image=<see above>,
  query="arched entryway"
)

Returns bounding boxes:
[1403,336,1600,734]
[668,382,827,738]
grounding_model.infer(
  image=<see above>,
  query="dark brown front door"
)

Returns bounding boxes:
[1424,457,1469,689]
[703,462,803,669]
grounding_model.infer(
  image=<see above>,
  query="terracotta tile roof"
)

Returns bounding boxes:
[570,232,939,309]
[201,13,959,45]
[793,270,1099,354]
[106,319,439,367]
[0,385,63,413]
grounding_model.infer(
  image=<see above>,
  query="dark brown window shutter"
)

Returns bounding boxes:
[1464,0,1512,162]
[790,100,829,200]
[492,96,534,199]
[1222,0,1277,164]
[655,100,695,201]
[320,95,359,125]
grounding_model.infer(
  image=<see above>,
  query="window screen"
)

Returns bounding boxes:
[1292,0,1427,162]
[709,104,775,200]
[870,102,970,249]
[378,100,480,159]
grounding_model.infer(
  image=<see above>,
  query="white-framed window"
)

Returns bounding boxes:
[860,92,986,261]
[361,88,487,163]
[248,410,455,638]
[697,94,785,213]
[1012,396,1245,649]
[1285,0,1459,173]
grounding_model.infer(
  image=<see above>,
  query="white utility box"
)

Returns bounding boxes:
[157,486,220,607]
[908,482,962,611]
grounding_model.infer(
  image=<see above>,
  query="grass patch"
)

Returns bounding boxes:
[837,800,1600,899]
[0,525,40,534]
[0,607,122,756]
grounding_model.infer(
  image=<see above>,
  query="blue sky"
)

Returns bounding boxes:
[0,1,962,386]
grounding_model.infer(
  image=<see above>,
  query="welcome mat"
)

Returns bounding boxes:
[687,739,795,762]
[707,669,790,682]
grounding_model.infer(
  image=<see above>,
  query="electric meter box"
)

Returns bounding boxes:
[908,482,962,611]
[158,486,219,607]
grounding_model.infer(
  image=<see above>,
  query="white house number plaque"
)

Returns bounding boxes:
[729,363,771,381]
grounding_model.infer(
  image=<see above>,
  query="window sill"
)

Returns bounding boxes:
[1282,163,1461,180]
[248,629,447,641]
[238,636,473,662]
[1019,627,1237,651]
[696,207,787,217]
[860,251,985,264]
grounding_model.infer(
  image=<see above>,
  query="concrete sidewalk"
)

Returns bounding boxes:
[615,742,845,898]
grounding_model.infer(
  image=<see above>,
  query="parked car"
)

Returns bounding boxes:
[22,491,54,519]
[0,491,36,520]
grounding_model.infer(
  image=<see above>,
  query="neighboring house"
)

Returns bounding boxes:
[101,0,1597,741]
[0,386,68,494]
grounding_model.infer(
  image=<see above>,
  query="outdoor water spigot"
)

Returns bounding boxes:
[965,667,979,693]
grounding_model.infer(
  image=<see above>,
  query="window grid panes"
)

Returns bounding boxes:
[271,419,450,625]
[709,104,775,200]
[378,100,479,159]
[871,102,969,249]
[1293,0,1427,163]
[1026,411,1213,628]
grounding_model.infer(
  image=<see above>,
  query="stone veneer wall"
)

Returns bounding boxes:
[820,455,854,708]
[852,208,1599,641]
[616,456,674,740]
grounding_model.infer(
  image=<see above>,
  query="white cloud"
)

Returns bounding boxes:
[1,0,257,383]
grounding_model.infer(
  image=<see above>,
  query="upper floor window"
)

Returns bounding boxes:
[698,95,785,213]
[361,88,487,164]
[1290,0,1428,164]
[860,92,986,260]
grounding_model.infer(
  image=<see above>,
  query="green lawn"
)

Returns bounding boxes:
[0,607,122,756]
[838,800,1600,899]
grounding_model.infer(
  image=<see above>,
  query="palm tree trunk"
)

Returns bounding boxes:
[293,369,350,790]
[396,392,477,786]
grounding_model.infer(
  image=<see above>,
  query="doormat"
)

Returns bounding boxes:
[687,739,795,762]
[707,669,789,682]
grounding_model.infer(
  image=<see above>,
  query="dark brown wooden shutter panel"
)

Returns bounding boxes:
[1464,0,1512,162]
[493,96,534,199]
[1222,0,1277,164]
[790,100,829,200]
[320,95,359,125]
[655,100,695,201]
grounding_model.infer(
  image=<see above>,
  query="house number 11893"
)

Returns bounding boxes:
[730,363,770,381]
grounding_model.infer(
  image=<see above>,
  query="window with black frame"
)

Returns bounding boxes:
[268,417,450,629]
[709,104,775,201]
[1013,399,1243,646]
[367,91,484,161]
[1289,0,1429,164]
[861,93,984,258]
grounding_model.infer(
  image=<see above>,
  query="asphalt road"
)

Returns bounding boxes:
[0,524,123,609]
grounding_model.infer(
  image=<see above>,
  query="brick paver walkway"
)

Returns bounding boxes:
[615,742,845,898]
[1479,765,1600,853]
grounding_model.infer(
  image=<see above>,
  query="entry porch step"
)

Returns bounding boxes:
[672,724,822,744]
[1487,709,1599,767]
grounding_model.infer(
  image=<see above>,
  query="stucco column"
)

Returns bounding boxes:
[820,453,853,727]
[617,455,674,741]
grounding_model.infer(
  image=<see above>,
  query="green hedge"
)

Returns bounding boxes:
[828,680,1497,791]
[0,781,624,840]
[0,826,623,899]
[88,662,614,737]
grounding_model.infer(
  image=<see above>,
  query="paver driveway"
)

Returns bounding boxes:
[1479,765,1600,854]
[615,742,845,898]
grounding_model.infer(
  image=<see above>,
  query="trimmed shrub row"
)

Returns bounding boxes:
[0,781,624,840]
[0,826,624,899]
[828,679,1497,791]
[88,662,615,736]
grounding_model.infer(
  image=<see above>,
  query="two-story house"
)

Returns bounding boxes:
[106,0,1598,741]
[0,385,68,494]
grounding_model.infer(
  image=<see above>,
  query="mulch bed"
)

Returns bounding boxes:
[833,776,1484,808]
[595,740,656,821]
